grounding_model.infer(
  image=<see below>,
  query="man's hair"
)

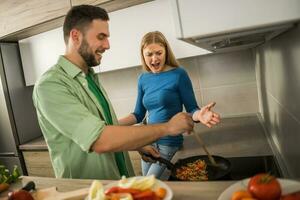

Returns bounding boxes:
[63,5,109,44]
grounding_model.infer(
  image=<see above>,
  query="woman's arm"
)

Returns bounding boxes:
[118,113,137,126]
[178,68,220,127]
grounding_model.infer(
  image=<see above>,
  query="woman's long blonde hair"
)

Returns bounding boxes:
[140,31,179,72]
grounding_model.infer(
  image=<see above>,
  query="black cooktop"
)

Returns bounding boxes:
[168,155,282,181]
[225,155,282,180]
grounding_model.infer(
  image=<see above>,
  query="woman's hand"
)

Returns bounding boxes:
[194,102,220,128]
[138,145,160,163]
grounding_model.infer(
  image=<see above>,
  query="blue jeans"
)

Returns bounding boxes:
[141,143,180,180]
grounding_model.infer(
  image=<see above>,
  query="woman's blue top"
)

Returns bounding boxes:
[133,67,199,146]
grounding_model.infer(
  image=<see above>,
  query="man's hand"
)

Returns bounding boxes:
[167,112,194,135]
[195,102,220,128]
[138,145,160,163]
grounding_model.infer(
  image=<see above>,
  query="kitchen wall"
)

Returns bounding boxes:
[254,24,300,178]
[98,49,259,119]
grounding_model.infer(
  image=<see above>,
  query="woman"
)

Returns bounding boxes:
[119,31,220,179]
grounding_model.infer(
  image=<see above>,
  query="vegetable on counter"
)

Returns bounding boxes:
[87,176,168,200]
[248,173,281,200]
[0,165,21,193]
[8,190,34,200]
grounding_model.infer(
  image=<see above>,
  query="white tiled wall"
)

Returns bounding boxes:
[98,49,259,119]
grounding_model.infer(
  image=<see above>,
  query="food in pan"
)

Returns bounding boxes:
[175,159,208,181]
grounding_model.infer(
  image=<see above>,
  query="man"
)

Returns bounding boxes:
[33,5,194,180]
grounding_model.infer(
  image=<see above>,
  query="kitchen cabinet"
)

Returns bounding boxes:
[19,0,210,86]
[22,151,141,177]
[170,0,300,52]
[22,151,55,178]
[19,137,143,177]
[129,151,142,176]
[0,0,71,40]
[71,0,153,13]
[0,0,152,41]
[71,0,111,6]
[99,0,209,72]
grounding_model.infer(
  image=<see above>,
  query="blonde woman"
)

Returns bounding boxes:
[119,31,220,179]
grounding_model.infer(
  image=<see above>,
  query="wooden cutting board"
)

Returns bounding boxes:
[32,187,89,200]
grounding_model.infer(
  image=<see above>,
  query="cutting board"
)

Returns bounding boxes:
[32,187,89,200]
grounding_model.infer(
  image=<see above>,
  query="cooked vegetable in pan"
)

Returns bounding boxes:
[175,159,208,181]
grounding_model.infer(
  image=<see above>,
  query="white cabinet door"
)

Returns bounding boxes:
[100,0,209,72]
[19,28,66,86]
[19,27,102,86]
[19,0,209,86]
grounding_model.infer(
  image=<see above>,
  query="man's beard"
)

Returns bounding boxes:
[78,38,99,67]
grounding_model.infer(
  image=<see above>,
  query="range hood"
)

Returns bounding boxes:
[171,0,300,52]
[186,23,294,53]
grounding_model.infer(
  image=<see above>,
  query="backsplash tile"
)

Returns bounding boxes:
[110,97,137,119]
[197,50,256,89]
[178,56,200,90]
[99,67,139,99]
[202,83,259,116]
[98,50,258,118]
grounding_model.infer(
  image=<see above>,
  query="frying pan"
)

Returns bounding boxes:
[143,154,231,181]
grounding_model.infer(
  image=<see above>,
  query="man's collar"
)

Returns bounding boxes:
[57,56,95,78]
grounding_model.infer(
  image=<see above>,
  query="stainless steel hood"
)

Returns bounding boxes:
[171,0,300,53]
[185,23,295,53]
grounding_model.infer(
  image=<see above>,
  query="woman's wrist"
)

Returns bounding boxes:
[192,110,200,123]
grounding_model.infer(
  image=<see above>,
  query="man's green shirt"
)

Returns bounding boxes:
[32,56,135,179]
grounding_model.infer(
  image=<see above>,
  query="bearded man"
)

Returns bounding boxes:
[33,5,194,179]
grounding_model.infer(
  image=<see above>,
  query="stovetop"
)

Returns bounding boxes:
[168,155,282,181]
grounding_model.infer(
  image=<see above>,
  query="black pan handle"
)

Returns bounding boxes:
[22,181,35,192]
[142,153,174,170]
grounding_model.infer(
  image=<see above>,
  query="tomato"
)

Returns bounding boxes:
[248,173,281,200]
[8,190,34,200]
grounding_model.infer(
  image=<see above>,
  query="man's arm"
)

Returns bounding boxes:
[92,112,193,153]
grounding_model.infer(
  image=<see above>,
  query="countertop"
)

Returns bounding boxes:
[20,114,272,158]
[0,176,236,200]
[19,137,47,151]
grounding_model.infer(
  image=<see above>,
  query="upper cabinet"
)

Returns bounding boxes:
[71,0,153,12]
[19,0,209,86]
[0,0,71,40]
[99,0,209,72]
[171,0,300,53]
[71,0,111,6]
[0,0,152,41]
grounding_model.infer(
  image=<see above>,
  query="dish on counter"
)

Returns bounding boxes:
[104,176,173,200]
[218,178,300,200]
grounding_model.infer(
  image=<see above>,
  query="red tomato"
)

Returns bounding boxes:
[8,190,34,200]
[248,173,281,200]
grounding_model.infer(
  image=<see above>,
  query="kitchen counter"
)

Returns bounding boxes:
[0,176,236,200]
[19,137,47,151]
